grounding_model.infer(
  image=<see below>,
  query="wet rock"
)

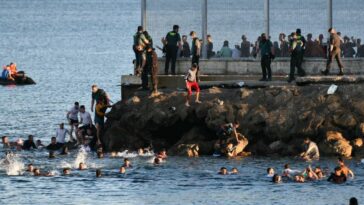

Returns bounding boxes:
[319,131,352,157]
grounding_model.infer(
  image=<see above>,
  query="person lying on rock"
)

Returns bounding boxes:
[184,63,201,107]
[300,137,320,161]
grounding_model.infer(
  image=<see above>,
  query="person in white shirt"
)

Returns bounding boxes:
[66,102,79,139]
[55,123,71,144]
[232,45,241,59]
[300,138,320,161]
[78,105,94,143]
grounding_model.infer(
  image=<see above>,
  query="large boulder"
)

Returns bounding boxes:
[319,131,352,157]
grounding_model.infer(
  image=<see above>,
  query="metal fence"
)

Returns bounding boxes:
[142,0,364,58]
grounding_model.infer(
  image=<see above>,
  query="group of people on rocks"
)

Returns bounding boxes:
[268,157,354,185]
[1,62,25,81]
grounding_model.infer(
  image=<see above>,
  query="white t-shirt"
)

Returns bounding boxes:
[68,106,79,120]
[80,111,92,125]
[56,128,70,143]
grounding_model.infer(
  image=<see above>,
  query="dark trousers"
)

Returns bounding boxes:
[165,46,178,75]
[289,52,306,79]
[133,48,143,75]
[261,55,272,79]
[326,48,344,72]
[141,64,151,89]
[192,55,200,65]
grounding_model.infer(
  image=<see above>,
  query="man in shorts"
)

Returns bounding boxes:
[67,102,79,140]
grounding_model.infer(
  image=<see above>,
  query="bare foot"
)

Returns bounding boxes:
[185,102,190,107]
[195,100,202,104]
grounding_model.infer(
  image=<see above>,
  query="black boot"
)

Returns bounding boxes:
[287,77,295,83]
[337,68,344,76]
[321,69,329,75]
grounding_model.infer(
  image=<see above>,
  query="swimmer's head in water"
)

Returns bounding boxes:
[267,167,274,175]
[79,162,86,170]
[63,168,71,175]
[334,166,342,175]
[33,168,41,176]
[154,157,161,165]
[27,164,34,172]
[231,168,238,174]
[49,151,55,159]
[97,151,104,159]
[295,175,305,183]
[272,174,281,183]
[51,137,57,144]
[96,169,102,178]
[138,148,144,155]
[2,136,8,143]
[219,167,228,175]
[119,166,126,174]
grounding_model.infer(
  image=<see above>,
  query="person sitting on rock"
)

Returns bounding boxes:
[218,167,228,175]
[338,157,354,179]
[327,166,347,184]
[184,63,201,107]
[300,137,319,161]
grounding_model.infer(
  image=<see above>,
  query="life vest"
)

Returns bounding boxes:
[1,69,10,80]
[95,102,107,117]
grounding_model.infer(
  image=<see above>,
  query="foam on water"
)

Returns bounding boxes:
[1,153,25,176]
[73,147,88,169]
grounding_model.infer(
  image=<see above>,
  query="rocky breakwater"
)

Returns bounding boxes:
[103,84,364,157]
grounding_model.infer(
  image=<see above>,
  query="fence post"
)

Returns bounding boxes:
[141,0,147,29]
[327,0,333,29]
[202,0,208,59]
[264,0,270,37]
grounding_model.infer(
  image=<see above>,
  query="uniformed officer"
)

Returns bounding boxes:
[164,25,182,75]
[322,28,344,75]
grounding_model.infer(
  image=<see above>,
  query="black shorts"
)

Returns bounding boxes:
[80,124,91,132]
[69,119,79,125]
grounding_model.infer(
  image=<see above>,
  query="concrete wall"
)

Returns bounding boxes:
[158,58,364,75]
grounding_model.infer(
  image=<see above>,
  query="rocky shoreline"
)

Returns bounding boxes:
[102,84,364,158]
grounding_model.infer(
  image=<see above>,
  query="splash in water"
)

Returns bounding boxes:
[0,152,25,176]
[73,147,88,169]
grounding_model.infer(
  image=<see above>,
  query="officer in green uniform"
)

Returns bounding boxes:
[295,28,306,76]
[164,25,181,75]
[190,31,201,65]
[288,30,306,83]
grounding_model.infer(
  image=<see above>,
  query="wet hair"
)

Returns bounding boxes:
[154,157,161,164]
[349,197,358,205]
[272,174,281,183]
[2,136,7,140]
[338,157,344,163]
[80,105,85,110]
[173,25,179,30]
[49,151,55,159]
[192,63,198,68]
[328,28,333,33]
[284,164,289,169]
[124,158,129,162]
[220,167,227,170]
[207,34,211,38]
[137,26,143,32]
[63,168,71,173]
[334,166,342,172]
[267,167,273,173]
[92,84,98,89]
[96,169,102,177]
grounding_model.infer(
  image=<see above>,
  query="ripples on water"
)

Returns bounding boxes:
[1,0,364,204]
[0,149,363,205]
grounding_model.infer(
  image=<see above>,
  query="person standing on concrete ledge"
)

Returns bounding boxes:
[133,26,149,76]
[288,31,306,83]
[257,33,275,81]
[184,63,201,107]
[190,31,201,65]
[322,28,344,76]
[164,25,181,75]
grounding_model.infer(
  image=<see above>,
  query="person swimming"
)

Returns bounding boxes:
[156,149,167,159]
[154,157,161,165]
[230,167,238,174]
[302,166,318,181]
[218,167,228,175]
[294,175,305,183]
[266,167,275,177]
[338,157,354,179]
[63,168,71,175]
[96,169,102,178]
[272,174,282,183]
[119,166,126,174]
[327,166,347,184]
[282,164,301,178]
[78,162,86,170]
[123,158,132,168]
[49,151,56,159]
[314,166,325,179]
[27,164,34,172]
[97,151,104,159]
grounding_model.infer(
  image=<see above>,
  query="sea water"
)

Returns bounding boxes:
[0,0,364,204]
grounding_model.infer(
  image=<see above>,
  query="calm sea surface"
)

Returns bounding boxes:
[0,0,363,204]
